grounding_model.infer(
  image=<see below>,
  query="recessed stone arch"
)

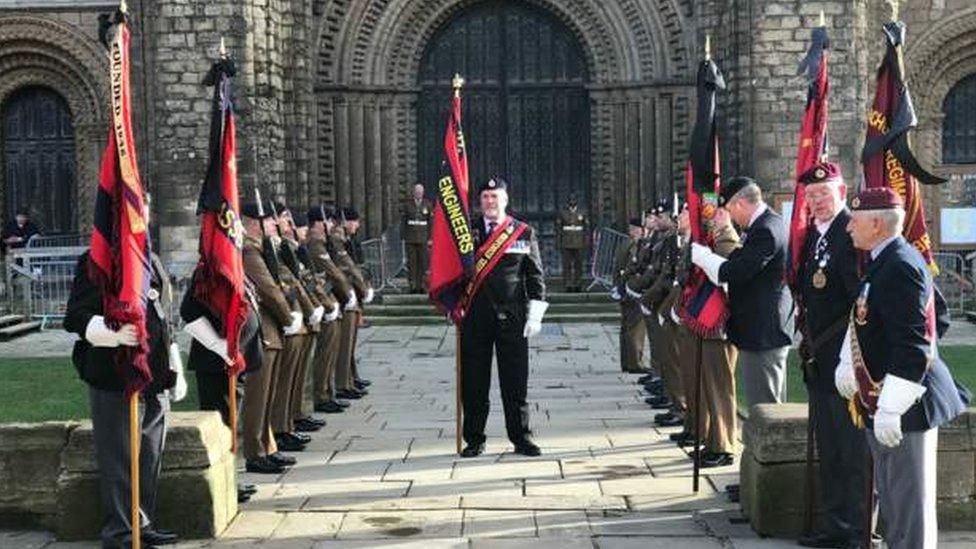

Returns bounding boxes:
[0,15,108,233]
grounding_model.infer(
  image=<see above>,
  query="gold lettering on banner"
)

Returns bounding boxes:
[868,110,888,133]
[110,25,145,234]
[438,176,474,254]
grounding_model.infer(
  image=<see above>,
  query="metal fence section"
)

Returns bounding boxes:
[4,246,87,326]
[933,251,972,314]
[164,260,198,330]
[361,224,407,294]
[26,233,90,249]
[586,226,628,291]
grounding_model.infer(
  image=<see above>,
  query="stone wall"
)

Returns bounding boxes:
[740,403,976,537]
[0,412,237,540]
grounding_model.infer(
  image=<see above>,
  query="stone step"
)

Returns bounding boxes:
[0,320,42,340]
[367,312,618,326]
[379,291,613,306]
[366,301,617,317]
[0,313,26,328]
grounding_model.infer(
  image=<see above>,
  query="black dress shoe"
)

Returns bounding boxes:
[654,413,684,427]
[273,434,307,452]
[356,378,372,387]
[797,533,848,548]
[239,483,257,495]
[268,452,297,466]
[336,389,363,400]
[513,440,542,457]
[460,442,485,458]
[336,399,351,408]
[290,432,312,444]
[644,395,672,409]
[246,456,285,474]
[141,529,178,545]
[700,451,734,468]
[298,415,326,427]
[637,374,656,384]
[237,490,251,504]
[315,400,345,413]
[295,419,323,432]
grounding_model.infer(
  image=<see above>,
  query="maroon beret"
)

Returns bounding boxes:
[850,187,903,211]
[799,161,842,185]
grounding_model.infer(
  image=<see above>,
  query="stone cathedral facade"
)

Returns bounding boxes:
[0,0,974,265]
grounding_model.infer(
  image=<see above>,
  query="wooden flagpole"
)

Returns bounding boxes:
[129,391,141,549]
[452,73,465,456]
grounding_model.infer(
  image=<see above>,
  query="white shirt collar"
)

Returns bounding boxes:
[815,213,839,236]
[870,235,899,260]
[484,217,501,233]
[747,202,768,228]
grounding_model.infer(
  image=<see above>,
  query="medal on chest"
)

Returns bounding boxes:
[811,237,830,290]
[854,282,871,326]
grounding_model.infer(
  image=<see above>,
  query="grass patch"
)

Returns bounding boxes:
[736,346,976,409]
[0,356,200,423]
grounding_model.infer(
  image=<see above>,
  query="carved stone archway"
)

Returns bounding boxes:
[0,15,108,233]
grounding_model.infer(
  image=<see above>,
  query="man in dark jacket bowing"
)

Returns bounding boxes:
[460,176,548,458]
[794,162,870,548]
[691,176,794,406]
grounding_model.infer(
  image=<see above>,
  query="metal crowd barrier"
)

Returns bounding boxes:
[360,225,407,294]
[586,226,628,291]
[26,233,90,249]
[933,251,972,314]
[4,246,87,327]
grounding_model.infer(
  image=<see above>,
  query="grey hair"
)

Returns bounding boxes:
[874,208,905,235]
[731,183,762,205]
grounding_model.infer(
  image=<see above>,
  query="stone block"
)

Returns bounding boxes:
[0,421,78,530]
[53,411,236,541]
[743,403,808,464]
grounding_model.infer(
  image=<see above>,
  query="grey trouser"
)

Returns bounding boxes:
[738,347,789,406]
[809,385,870,542]
[89,387,169,546]
[867,427,938,549]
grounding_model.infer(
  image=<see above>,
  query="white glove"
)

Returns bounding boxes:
[364,287,375,304]
[625,285,642,300]
[325,302,340,322]
[834,330,858,400]
[346,291,358,310]
[523,300,549,338]
[657,313,665,326]
[85,316,138,347]
[669,306,683,325]
[283,311,304,335]
[873,374,927,448]
[610,287,622,301]
[691,243,726,286]
[168,342,187,403]
[309,305,325,325]
[640,303,652,316]
[183,317,231,364]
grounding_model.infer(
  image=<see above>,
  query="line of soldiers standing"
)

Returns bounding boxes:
[203,202,375,477]
[613,198,738,468]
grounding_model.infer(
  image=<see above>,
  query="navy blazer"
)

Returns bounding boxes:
[798,210,860,390]
[718,207,794,351]
[854,236,969,432]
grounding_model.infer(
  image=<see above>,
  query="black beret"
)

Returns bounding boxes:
[240,202,269,219]
[291,211,308,227]
[341,207,360,221]
[628,217,644,228]
[478,176,508,194]
[719,176,756,207]
[799,161,843,186]
[307,207,325,223]
[850,187,903,211]
[273,201,289,215]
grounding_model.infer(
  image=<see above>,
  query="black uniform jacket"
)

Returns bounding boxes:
[466,214,546,324]
[798,210,859,390]
[718,207,794,351]
[854,236,969,432]
[64,252,175,394]
[180,274,262,376]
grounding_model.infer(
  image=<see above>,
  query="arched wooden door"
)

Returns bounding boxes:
[2,87,77,234]
[417,0,591,273]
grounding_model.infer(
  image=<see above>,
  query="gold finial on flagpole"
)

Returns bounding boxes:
[119,0,128,14]
[819,10,826,27]
[704,35,711,61]
[220,37,228,59]
[452,73,465,98]
[886,0,899,22]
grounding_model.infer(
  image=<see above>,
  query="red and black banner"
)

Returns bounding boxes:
[678,56,730,338]
[429,94,475,324]
[862,21,945,274]
[88,10,153,398]
[192,57,249,376]
[788,25,830,292]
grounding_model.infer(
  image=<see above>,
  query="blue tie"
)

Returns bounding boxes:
[488,221,497,234]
